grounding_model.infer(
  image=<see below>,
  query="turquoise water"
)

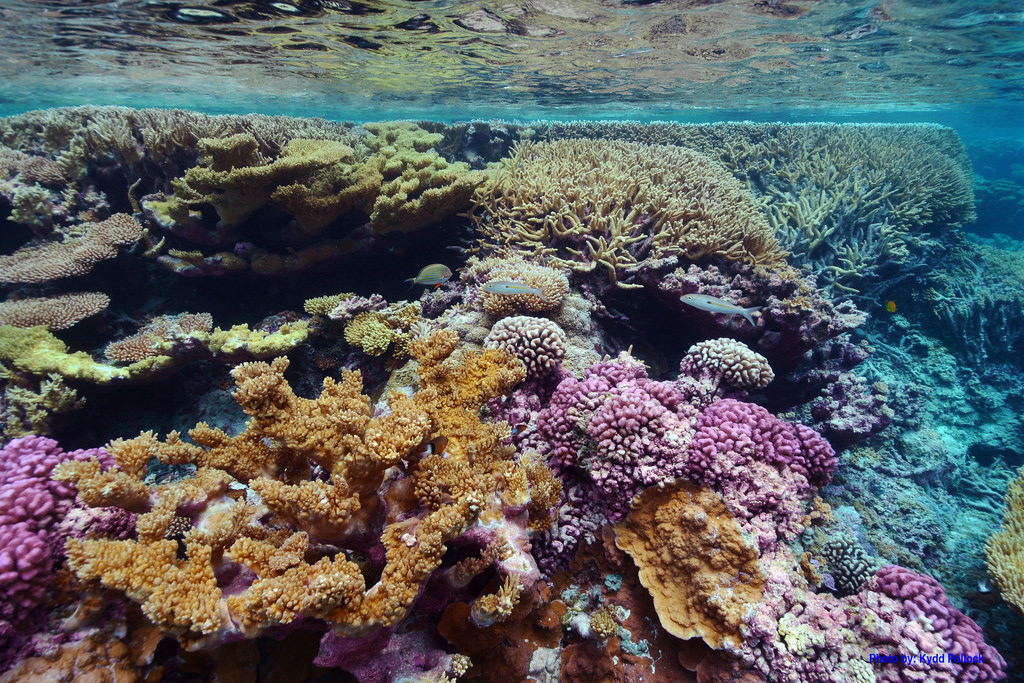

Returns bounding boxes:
[0,1,1022,682]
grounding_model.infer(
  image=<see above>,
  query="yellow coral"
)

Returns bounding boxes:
[615,479,766,650]
[304,292,355,316]
[986,466,1024,614]
[60,330,553,645]
[343,303,420,358]
[172,134,354,228]
[0,325,169,384]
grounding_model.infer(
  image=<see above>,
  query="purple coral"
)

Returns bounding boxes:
[0,437,111,628]
[869,565,1007,681]
[537,352,697,520]
[682,399,836,551]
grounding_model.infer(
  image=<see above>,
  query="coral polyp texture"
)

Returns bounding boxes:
[0,109,1013,681]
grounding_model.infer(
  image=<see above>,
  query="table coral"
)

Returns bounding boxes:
[615,480,767,650]
[0,292,110,330]
[0,213,142,284]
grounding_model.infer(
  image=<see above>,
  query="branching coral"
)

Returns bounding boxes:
[986,465,1024,614]
[0,368,82,439]
[469,138,785,289]
[0,213,142,284]
[56,330,559,652]
[343,301,420,358]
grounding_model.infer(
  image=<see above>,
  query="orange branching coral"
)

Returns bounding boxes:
[615,480,766,650]
[986,466,1024,614]
[59,330,557,647]
[65,538,225,639]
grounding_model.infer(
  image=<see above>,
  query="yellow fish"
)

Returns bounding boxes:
[680,293,761,326]
[404,264,453,289]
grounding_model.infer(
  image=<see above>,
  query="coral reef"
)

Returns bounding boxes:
[0,110,1012,681]
[987,465,1024,614]
[55,330,559,666]
[469,138,784,291]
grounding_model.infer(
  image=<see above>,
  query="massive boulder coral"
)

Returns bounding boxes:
[615,480,767,650]
[55,330,560,662]
[483,316,567,378]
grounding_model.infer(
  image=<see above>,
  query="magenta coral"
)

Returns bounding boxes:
[0,436,111,627]
[870,565,1006,681]
[681,398,836,552]
[537,352,697,520]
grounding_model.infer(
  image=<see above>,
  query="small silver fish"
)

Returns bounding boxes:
[404,263,453,289]
[680,293,761,326]
[480,280,549,300]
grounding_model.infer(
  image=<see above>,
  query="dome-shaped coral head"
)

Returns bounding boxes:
[462,255,569,318]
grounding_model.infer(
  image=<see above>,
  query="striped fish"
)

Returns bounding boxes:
[404,263,453,289]
[480,280,549,301]
[680,293,761,326]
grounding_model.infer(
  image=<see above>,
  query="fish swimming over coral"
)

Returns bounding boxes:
[404,263,453,288]
[480,280,549,301]
[679,293,761,325]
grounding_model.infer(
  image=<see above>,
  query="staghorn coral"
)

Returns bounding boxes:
[483,316,567,378]
[0,292,109,330]
[986,465,1024,614]
[56,330,560,652]
[533,121,973,294]
[0,213,142,284]
[469,138,784,290]
[615,479,767,650]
